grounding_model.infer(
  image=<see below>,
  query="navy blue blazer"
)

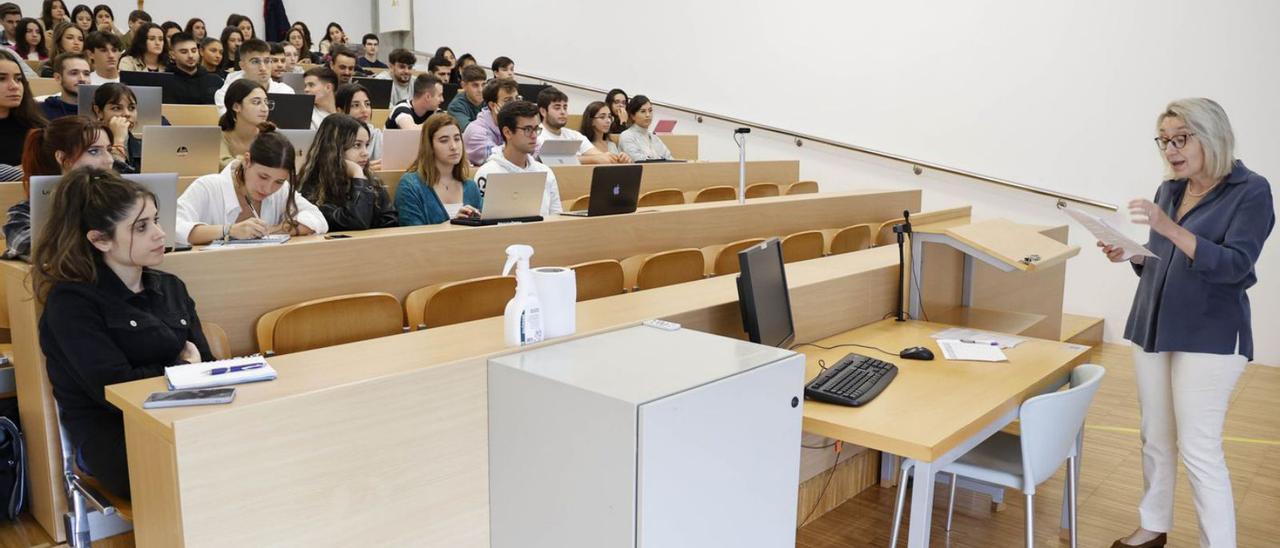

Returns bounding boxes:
[1124,161,1274,360]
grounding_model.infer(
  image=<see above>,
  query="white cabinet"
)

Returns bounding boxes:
[489,325,805,548]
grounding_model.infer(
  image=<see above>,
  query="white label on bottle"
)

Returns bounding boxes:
[520,306,545,345]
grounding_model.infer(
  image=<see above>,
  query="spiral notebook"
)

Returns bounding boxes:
[164,355,278,390]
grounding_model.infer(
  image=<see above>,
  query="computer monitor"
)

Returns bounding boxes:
[736,238,795,348]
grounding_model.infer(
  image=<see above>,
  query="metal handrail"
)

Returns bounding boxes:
[415,52,1117,211]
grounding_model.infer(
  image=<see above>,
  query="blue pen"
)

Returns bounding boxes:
[207,363,265,376]
[960,339,1000,346]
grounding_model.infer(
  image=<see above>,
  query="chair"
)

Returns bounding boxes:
[56,408,132,548]
[693,186,737,203]
[712,238,767,275]
[634,249,706,290]
[781,231,826,263]
[890,364,1105,548]
[786,181,819,195]
[568,195,591,212]
[255,292,404,355]
[405,275,516,330]
[875,218,904,247]
[637,188,685,207]
[829,224,874,255]
[203,322,232,359]
[570,259,626,301]
[744,182,781,199]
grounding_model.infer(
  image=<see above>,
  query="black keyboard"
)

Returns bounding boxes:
[804,353,898,407]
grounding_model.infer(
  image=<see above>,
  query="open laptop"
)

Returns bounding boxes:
[380,129,419,171]
[267,93,315,130]
[279,129,317,166]
[653,119,677,134]
[538,140,582,166]
[141,126,221,176]
[516,83,549,102]
[280,72,306,93]
[561,165,644,217]
[354,77,392,109]
[29,172,181,254]
[78,84,162,136]
[451,172,546,226]
[120,71,176,103]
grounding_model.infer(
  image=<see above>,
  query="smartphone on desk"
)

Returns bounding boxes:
[143,388,236,409]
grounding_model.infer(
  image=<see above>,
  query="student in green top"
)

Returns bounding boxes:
[395,113,482,226]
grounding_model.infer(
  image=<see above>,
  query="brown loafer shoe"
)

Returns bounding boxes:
[1110,532,1166,548]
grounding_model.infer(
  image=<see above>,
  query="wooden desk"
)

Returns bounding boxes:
[798,319,1091,548]
[551,160,799,202]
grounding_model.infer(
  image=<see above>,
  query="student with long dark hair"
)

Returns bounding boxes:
[91,4,117,35]
[118,22,166,72]
[298,114,396,231]
[183,17,206,41]
[218,26,242,74]
[218,79,270,169]
[177,128,327,245]
[226,13,253,41]
[396,113,480,225]
[605,88,629,133]
[617,95,672,161]
[198,36,221,73]
[89,82,140,171]
[335,82,382,166]
[36,168,214,499]
[5,116,114,259]
[14,18,49,60]
[159,21,181,48]
[0,49,48,179]
[318,22,344,58]
[578,101,630,161]
[40,0,70,36]
[70,4,92,34]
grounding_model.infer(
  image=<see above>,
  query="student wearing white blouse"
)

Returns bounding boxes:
[176,129,327,245]
[617,95,673,161]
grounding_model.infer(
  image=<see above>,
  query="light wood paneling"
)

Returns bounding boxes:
[29,77,59,97]
[797,446,880,528]
[551,160,798,202]
[161,104,219,126]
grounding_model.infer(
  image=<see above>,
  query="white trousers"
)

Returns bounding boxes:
[1132,344,1247,548]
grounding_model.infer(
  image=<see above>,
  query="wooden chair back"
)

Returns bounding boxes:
[256,293,403,355]
[786,181,819,195]
[744,182,781,199]
[713,238,767,275]
[29,77,59,97]
[568,195,591,212]
[405,275,516,330]
[876,218,904,247]
[693,186,737,203]
[161,104,219,126]
[781,230,826,263]
[637,188,685,207]
[203,322,232,360]
[635,249,706,290]
[829,224,874,255]
[570,259,626,301]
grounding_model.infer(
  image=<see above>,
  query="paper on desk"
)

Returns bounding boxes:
[1060,205,1156,260]
[937,339,1009,362]
[931,327,1027,349]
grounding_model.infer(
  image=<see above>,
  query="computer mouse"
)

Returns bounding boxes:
[899,346,935,361]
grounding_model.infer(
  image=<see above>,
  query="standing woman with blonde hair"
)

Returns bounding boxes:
[1103,98,1273,548]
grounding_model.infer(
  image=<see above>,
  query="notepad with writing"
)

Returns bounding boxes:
[164,355,278,390]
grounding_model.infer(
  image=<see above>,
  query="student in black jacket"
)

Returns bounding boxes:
[164,32,222,105]
[297,114,397,230]
[36,168,214,499]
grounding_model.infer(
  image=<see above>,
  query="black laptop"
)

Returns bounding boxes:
[561,165,644,217]
[267,93,315,130]
[516,83,549,102]
[121,71,176,103]
[354,77,392,109]
[443,82,459,106]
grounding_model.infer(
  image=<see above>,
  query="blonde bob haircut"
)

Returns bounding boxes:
[1157,98,1235,181]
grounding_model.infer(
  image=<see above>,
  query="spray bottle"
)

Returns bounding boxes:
[502,244,544,346]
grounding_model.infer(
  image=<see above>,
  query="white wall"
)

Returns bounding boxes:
[15,0,372,42]
[418,0,1280,364]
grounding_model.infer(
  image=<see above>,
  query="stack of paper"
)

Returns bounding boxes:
[1059,205,1156,260]
[164,355,278,390]
[202,234,291,250]
[937,339,1009,362]
[931,327,1027,349]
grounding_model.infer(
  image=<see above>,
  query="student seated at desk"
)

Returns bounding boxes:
[84,30,122,84]
[618,95,673,161]
[39,52,90,120]
[0,48,46,180]
[198,36,222,74]
[117,22,166,72]
[6,117,115,260]
[375,48,415,106]
[462,77,518,166]
[166,32,224,105]
[217,26,241,75]
[37,22,84,77]
[474,101,563,217]
[453,53,476,85]
[356,33,386,70]
[605,88,629,133]
[535,87,626,165]
[303,66,338,129]
[13,18,47,61]
[183,17,206,41]
[385,73,444,130]
[427,55,452,85]
[218,78,269,170]
[213,38,293,116]
[298,114,396,231]
[491,56,514,80]
[90,82,145,172]
[335,82,382,167]
[177,128,327,245]
[579,101,630,161]
[395,113,481,225]
[35,168,214,499]
[447,65,485,130]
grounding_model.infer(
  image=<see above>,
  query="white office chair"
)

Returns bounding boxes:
[55,408,132,547]
[890,363,1104,548]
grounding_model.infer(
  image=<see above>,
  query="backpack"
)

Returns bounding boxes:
[0,415,26,520]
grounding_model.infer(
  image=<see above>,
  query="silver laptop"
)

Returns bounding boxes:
[30,172,180,254]
[279,129,317,166]
[453,172,546,225]
[141,126,221,176]
[280,72,305,93]
[380,129,419,171]
[538,139,581,166]
[77,84,162,137]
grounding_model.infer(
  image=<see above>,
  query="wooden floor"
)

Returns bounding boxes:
[1,343,1274,547]
[797,343,1280,548]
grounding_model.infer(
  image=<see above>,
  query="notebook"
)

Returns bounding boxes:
[202,234,292,249]
[164,355,278,390]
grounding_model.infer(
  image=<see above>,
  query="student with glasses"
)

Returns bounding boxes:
[462,77,518,166]
[605,88,629,133]
[213,38,294,116]
[1103,98,1273,548]
[578,101,630,161]
[217,79,271,170]
[473,100,563,217]
[617,95,672,161]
